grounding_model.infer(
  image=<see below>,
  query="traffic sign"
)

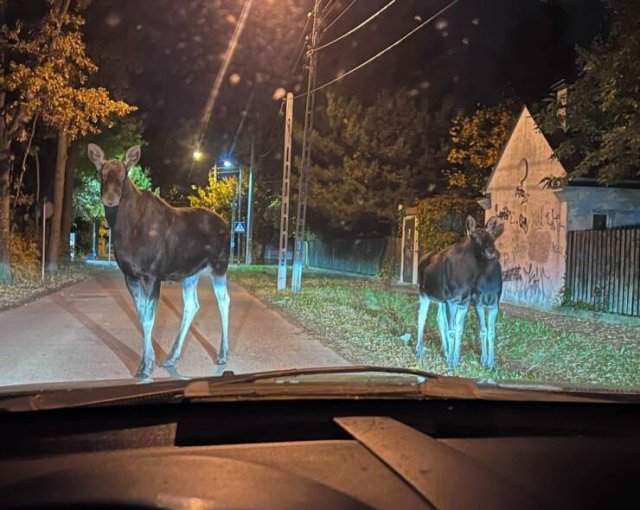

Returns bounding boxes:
[234,221,246,234]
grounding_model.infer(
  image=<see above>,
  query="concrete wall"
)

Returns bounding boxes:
[559,187,640,231]
[486,107,568,308]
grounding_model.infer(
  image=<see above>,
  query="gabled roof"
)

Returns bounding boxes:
[484,104,640,192]
[484,106,526,193]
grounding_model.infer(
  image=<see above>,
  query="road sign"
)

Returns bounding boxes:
[234,221,246,234]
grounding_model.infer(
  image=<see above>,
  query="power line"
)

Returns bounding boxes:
[313,0,397,53]
[321,0,337,15]
[296,0,461,99]
[322,0,357,34]
[288,11,311,74]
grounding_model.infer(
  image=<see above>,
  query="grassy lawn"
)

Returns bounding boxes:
[230,265,640,390]
[0,262,103,311]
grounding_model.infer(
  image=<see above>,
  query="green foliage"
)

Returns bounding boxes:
[416,196,483,254]
[188,170,245,223]
[538,0,640,183]
[446,103,516,195]
[309,90,450,234]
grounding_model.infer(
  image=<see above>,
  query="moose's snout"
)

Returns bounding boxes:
[484,248,500,260]
[102,193,120,207]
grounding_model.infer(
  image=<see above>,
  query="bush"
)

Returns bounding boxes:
[9,235,41,283]
[416,195,483,255]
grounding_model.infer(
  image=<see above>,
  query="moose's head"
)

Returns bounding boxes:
[87,144,141,208]
[466,215,504,261]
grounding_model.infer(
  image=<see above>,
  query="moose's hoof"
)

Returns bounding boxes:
[160,357,178,369]
[135,361,155,381]
[135,366,153,382]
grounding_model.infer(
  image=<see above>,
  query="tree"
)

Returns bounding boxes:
[308,90,448,236]
[446,103,516,196]
[539,0,640,184]
[188,170,242,224]
[8,0,136,271]
[0,3,36,282]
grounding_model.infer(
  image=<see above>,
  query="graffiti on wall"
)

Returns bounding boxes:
[514,159,530,205]
[495,184,566,306]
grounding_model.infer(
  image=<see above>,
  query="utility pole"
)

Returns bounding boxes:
[245,134,255,265]
[277,92,294,291]
[291,0,320,293]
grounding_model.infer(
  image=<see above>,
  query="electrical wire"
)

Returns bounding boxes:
[313,0,397,53]
[296,0,461,99]
[322,0,357,34]
[288,11,311,74]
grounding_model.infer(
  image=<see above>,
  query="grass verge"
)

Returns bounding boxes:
[230,265,640,390]
[0,262,103,312]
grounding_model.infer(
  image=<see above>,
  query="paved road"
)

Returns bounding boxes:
[0,269,346,387]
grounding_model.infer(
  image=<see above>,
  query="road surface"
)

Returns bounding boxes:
[0,269,346,388]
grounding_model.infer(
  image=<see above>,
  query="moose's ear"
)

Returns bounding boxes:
[87,143,105,170]
[487,216,505,239]
[124,145,141,170]
[466,215,477,235]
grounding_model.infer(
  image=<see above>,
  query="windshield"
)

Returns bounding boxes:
[1,0,639,398]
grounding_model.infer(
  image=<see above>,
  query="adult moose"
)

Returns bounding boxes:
[415,216,503,368]
[88,144,231,380]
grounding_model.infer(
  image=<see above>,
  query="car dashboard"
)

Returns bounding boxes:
[1,397,639,509]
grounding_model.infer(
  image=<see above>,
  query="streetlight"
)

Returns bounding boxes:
[193,149,204,161]
[223,159,232,168]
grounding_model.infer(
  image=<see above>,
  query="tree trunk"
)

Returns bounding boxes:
[0,161,11,283]
[47,129,69,272]
[60,142,77,258]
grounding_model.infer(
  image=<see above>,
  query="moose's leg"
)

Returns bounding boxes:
[451,303,469,368]
[161,273,200,368]
[436,303,448,360]
[445,301,458,368]
[210,272,230,365]
[476,304,489,367]
[416,294,430,360]
[125,275,161,380]
[486,304,499,369]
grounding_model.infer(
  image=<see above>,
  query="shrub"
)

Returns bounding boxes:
[416,195,483,255]
[9,235,41,283]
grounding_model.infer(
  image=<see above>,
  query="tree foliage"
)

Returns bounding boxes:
[5,3,135,140]
[538,0,640,183]
[416,196,483,255]
[188,170,243,223]
[309,90,449,235]
[446,103,516,195]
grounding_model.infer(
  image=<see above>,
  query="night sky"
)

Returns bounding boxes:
[14,0,608,190]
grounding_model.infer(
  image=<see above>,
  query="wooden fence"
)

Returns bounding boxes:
[566,226,640,316]
[307,238,388,276]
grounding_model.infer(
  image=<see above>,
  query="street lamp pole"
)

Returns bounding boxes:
[245,135,255,265]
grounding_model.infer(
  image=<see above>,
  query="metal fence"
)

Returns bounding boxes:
[307,238,388,276]
[566,226,640,316]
